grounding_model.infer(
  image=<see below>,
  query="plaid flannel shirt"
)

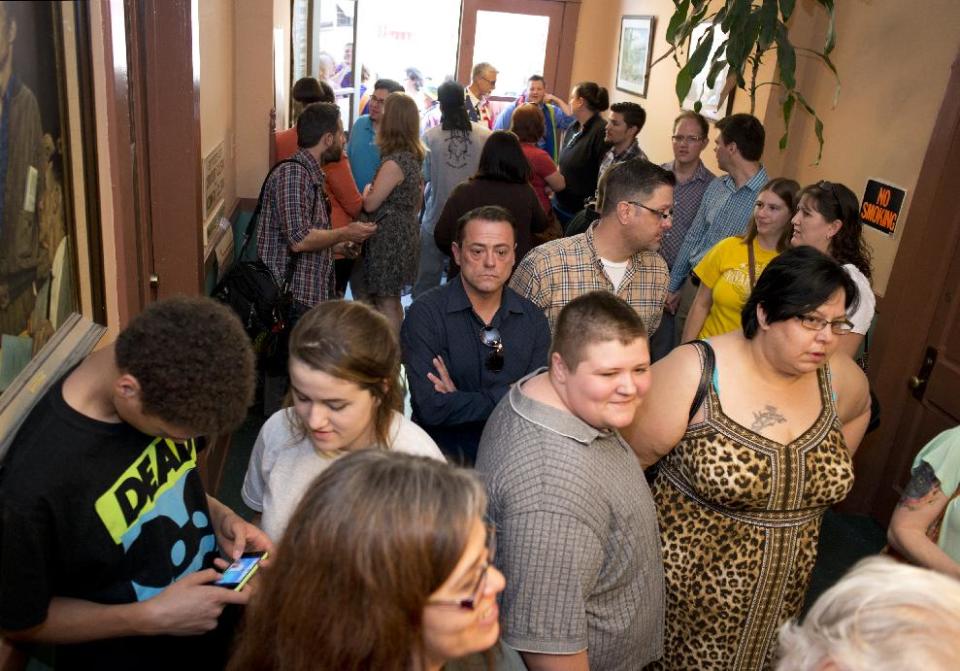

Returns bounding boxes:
[658,160,716,270]
[510,224,668,334]
[257,149,333,308]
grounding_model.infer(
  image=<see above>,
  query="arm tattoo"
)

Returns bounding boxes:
[751,405,787,433]
[897,461,942,510]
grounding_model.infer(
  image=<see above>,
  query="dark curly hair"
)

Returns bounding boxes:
[115,296,255,434]
[801,181,873,280]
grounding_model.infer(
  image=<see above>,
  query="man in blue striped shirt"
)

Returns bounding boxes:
[665,113,768,342]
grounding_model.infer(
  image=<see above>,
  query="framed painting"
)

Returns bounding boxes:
[0,1,104,393]
[615,15,655,98]
[682,21,735,120]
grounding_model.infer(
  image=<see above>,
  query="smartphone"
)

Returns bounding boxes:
[215,551,268,591]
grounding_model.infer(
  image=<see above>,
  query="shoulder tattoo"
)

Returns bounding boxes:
[751,404,787,433]
[897,461,942,510]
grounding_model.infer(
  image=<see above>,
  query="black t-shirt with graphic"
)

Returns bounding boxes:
[0,375,232,669]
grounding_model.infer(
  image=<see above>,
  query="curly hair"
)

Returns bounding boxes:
[228,450,487,671]
[285,300,403,450]
[114,296,254,434]
[377,92,426,163]
[800,181,873,280]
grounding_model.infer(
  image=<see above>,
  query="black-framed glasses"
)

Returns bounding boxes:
[625,201,673,220]
[426,524,497,610]
[369,95,386,106]
[479,326,504,373]
[480,76,497,87]
[671,134,704,144]
[796,314,854,335]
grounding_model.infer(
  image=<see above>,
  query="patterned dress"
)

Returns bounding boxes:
[647,342,855,670]
[363,150,422,296]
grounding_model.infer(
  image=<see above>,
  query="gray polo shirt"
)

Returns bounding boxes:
[476,371,664,670]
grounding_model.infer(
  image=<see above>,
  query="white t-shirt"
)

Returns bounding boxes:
[843,263,875,334]
[600,257,629,292]
[242,408,444,541]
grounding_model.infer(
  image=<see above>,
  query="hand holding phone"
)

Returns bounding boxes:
[215,551,269,591]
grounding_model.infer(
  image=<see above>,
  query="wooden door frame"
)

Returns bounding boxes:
[839,49,960,522]
[99,0,203,327]
[457,0,580,102]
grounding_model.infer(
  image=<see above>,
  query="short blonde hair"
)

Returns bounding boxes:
[776,556,960,671]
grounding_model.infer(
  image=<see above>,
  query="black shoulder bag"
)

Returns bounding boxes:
[212,159,315,355]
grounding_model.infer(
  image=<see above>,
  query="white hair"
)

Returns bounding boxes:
[776,556,960,671]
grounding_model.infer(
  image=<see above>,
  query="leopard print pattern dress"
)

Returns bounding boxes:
[646,341,854,670]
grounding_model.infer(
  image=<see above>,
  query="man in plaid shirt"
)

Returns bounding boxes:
[511,159,674,335]
[257,102,376,320]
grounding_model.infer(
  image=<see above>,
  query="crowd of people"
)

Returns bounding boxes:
[2,55,959,671]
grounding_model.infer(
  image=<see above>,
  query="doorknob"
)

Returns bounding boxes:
[909,346,938,400]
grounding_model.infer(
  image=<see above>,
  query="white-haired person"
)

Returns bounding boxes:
[776,556,960,671]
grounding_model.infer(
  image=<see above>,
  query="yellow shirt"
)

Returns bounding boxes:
[693,237,779,339]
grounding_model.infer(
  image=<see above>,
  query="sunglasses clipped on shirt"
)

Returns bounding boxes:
[479,326,504,373]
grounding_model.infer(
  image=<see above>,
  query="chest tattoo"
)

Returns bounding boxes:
[751,404,787,433]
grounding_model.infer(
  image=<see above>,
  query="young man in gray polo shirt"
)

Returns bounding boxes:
[476,291,664,671]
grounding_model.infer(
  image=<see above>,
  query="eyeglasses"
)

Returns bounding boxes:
[624,201,674,220]
[671,134,704,144]
[480,76,497,87]
[369,95,386,106]
[795,314,854,335]
[426,524,497,610]
[479,327,504,373]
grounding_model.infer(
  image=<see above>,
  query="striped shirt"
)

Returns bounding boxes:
[658,160,716,269]
[509,223,668,334]
[256,149,333,307]
[667,166,769,292]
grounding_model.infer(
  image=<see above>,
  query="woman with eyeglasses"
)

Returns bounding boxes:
[681,178,800,343]
[230,449,523,671]
[790,180,875,358]
[624,246,871,670]
[242,300,444,543]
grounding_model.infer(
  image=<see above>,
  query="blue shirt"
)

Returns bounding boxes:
[346,114,379,191]
[401,278,551,463]
[668,166,769,292]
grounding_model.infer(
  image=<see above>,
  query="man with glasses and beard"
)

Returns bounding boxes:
[401,206,550,466]
[511,159,674,335]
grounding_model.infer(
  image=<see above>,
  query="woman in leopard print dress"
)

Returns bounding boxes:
[624,247,872,670]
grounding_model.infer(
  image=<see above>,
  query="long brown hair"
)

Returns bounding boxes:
[377,92,426,162]
[285,300,403,450]
[228,450,487,671]
[800,180,873,280]
[743,177,801,252]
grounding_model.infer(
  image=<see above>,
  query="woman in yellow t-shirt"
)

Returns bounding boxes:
[682,178,800,342]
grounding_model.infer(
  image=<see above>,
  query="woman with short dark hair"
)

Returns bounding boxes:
[791,180,875,358]
[433,131,549,276]
[624,246,872,670]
